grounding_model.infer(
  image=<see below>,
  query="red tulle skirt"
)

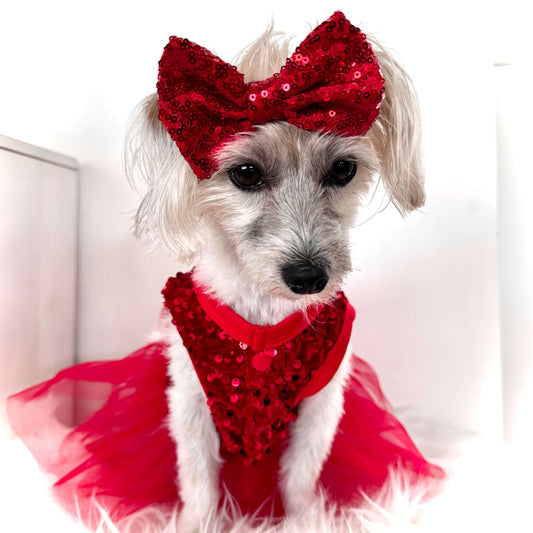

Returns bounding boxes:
[7,342,444,528]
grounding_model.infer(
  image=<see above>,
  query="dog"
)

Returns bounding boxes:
[124,10,427,532]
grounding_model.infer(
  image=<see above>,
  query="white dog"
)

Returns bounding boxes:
[124,10,434,532]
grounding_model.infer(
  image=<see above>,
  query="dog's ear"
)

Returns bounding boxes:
[366,40,425,215]
[124,94,204,263]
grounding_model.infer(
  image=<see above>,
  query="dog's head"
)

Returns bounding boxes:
[126,13,424,312]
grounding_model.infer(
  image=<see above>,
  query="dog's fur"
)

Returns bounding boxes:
[125,23,424,532]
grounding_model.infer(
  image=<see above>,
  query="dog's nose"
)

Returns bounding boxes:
[282,261,329,295]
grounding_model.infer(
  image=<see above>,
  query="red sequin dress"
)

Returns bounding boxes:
[7,272,443,528]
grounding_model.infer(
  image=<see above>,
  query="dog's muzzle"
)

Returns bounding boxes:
[282,260,329,295]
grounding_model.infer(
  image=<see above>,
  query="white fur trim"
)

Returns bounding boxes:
[164,324,222,531]
[279,342,354,513]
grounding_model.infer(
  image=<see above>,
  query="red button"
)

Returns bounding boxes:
[252,352,272,371]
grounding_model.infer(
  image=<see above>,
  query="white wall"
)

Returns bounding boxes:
[1,1,516,445]
[0,137,78,411]
[496,63,533,449]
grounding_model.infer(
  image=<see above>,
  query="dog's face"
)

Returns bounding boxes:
[126,32,425,315]
[194,121,378,305]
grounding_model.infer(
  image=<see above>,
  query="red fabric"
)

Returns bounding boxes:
[195,289,323,351]
[321,357,443,503]
[7,343,178,529]
[7,274,445,527]
[157,11,385,179]
[162,272,354,467]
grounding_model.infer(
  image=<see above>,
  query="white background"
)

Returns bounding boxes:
[1,0,531,453]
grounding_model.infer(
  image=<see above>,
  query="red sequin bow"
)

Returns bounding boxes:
[157,11,385,179]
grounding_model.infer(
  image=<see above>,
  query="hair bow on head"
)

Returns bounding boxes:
[157,11,385,179]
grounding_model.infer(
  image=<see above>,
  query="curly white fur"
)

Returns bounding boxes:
[3,431,532,533]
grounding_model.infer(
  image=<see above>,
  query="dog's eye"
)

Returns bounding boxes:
[325,160,357,186]
[229,164,263,190]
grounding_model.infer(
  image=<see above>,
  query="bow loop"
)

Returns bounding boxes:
[158,37,247,102]
[157,12,385,179]
[158,37,253,175]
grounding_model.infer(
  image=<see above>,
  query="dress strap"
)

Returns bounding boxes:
[296,299,355,402]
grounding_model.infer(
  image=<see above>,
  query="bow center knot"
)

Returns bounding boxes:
[245,80,290,124]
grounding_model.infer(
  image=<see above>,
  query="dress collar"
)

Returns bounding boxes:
[192,279,324,352]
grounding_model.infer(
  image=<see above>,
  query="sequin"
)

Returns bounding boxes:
[157,11,385,180]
